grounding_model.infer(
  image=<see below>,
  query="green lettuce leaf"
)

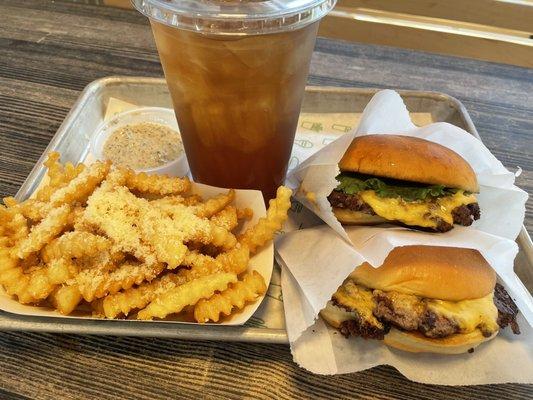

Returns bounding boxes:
[335,173,455,202]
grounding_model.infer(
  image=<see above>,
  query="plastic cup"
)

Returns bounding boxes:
[133,0,337,200]
[90,107,189,176]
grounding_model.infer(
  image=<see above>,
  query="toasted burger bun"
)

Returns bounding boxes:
[384,328,497,354]
[349,246,496,301]
[332,208,387,225]
[339,135,478,193]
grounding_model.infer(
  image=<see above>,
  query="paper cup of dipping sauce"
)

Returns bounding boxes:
[133,0,336,200]
[91,107,189,176]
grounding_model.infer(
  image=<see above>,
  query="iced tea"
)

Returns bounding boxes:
[151,21,319,200]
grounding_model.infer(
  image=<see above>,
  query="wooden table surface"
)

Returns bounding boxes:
[0,1,532,399]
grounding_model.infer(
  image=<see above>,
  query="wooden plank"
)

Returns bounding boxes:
[338,0,533,33]
[0,331,529,400]
[319,12,533,68]
[103,0,132,8]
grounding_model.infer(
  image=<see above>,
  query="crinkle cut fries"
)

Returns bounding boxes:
[0,152,291,322]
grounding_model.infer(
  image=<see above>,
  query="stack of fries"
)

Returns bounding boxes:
[0,152,291,322]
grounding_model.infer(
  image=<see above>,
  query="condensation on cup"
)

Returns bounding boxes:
[133,0,337,200]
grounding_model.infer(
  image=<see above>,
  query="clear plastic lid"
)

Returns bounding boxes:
[132,0,337,35]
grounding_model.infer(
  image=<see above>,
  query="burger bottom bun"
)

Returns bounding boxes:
[384,328,498,354]
[332,208,387,225]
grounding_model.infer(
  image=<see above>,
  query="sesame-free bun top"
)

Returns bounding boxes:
[349,246,496,301]
[339,135,479,192]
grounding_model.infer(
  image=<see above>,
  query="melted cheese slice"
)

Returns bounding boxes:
[333,280,383,329]
[427,293,499,335]
[358,190,477,229]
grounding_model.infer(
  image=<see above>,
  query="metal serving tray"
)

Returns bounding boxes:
[4,77,532,344]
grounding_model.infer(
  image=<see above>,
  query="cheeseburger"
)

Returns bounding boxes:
[328,135,480,232]
[320,246,520,354]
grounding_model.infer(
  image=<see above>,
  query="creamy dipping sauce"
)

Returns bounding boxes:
[103,122,183,169]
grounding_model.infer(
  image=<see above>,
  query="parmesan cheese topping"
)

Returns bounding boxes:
[83,184,213,269]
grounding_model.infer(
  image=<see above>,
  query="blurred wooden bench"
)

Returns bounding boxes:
[321,0,533,67]
[102,0,533,67]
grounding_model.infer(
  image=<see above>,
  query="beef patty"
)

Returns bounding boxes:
[373,290,461,338]
[339,319,390,340]
[494,283,520,334]
[332,298,389,340]
[328,191,480,232]
[327,190,376,215]
[452,203,481,226]
[333,284,519,340]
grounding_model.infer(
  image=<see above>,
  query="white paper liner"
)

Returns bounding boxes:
[276,90,533,382]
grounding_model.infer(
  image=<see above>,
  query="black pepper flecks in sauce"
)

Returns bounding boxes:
[103,122,183,169]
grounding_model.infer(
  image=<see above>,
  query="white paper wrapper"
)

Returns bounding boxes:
[276,90,533,383]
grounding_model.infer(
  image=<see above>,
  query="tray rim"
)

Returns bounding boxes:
[7,76,531,344]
